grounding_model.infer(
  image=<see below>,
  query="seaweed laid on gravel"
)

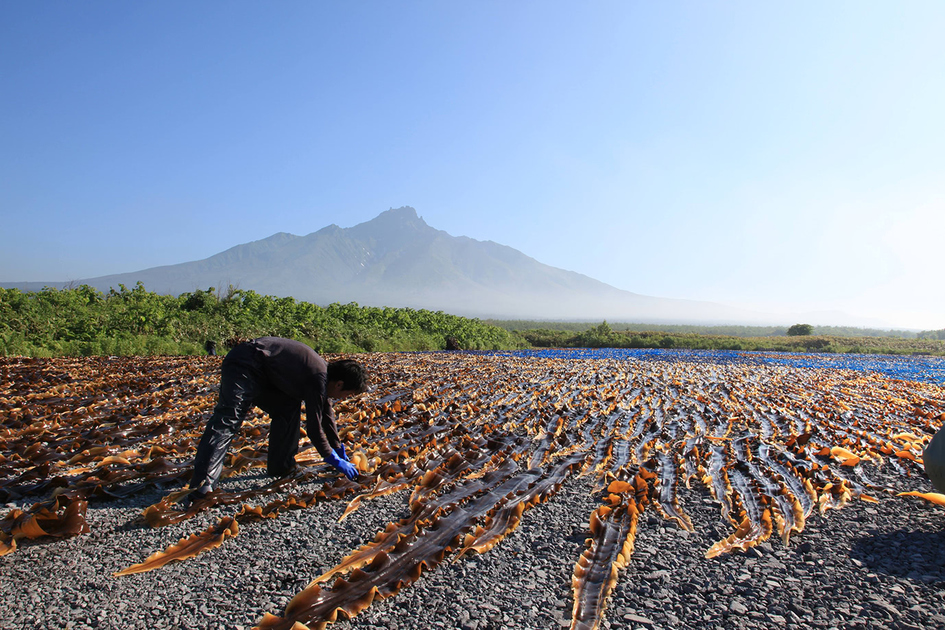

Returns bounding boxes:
[1,350,944,630]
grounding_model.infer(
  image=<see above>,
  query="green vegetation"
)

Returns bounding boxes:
[787,323,814,336]
[4,285,943,358]
[517,322,945,355]
[0,283,522,357]
[487,319,926,339]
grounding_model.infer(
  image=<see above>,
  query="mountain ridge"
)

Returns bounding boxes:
[0,207,883,326]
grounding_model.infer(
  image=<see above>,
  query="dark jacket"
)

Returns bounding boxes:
[251,336,342,458]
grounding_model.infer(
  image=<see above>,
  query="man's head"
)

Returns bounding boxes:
[326,359,369,399]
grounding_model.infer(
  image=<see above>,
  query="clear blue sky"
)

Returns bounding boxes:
[2,2,943,329]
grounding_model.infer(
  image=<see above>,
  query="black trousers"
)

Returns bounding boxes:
[189,342,303,492]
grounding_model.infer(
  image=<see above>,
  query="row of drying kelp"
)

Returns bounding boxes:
[1,352,944,630]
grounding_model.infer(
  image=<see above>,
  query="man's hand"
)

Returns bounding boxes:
[336,458,358,480]
[325,449,359,480]
[338,444,350,462]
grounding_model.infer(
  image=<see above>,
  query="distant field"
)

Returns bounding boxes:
[494,321,945,356]
[486,319,934,339]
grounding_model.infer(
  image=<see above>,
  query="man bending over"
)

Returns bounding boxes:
[188,336,368,501]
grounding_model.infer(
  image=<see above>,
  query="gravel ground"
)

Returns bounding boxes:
[1,463,943,630]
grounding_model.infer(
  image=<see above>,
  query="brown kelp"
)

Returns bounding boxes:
[114,516,239,576]
[2,351,944,630]
[570,492,639,630]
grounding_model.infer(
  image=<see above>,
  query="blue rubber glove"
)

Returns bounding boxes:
[338,444,350,462]
[325,449,359,480]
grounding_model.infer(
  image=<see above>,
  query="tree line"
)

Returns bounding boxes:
[486,319,935,339]
[3,285,943,357]
[0,284,521,357]
[519,321,945,356]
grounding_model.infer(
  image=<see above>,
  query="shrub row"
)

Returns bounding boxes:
[0,283,522,357]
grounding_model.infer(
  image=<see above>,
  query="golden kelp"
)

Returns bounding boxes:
[2,352,944,630]
[114,516,239,576]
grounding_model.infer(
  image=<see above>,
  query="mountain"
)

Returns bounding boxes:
[3,206,788,324]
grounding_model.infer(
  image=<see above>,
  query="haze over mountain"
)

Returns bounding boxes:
[3,207,886,326]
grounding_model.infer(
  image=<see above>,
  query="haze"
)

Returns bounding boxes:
[2,2,943,329]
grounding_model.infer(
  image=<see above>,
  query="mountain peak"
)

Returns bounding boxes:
[388,205,418,217]
[348,205,435,246]
[377,206,425,226]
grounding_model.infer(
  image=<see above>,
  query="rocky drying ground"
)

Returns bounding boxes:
[2,466,942,630]
[1,351,944,630]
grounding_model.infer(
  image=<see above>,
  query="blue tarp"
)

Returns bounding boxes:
[468,348,945,385]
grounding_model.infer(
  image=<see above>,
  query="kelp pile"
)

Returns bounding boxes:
[1,352,944,630]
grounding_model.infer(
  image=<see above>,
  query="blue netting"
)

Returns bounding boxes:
[465,348,945,385]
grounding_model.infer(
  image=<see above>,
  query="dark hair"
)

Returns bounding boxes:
[327,359,368,393]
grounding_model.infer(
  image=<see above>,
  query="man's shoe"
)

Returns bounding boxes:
[180,487,211,510]
[267,462,299,478]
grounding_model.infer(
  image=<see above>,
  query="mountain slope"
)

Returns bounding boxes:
[4,207,768,323]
